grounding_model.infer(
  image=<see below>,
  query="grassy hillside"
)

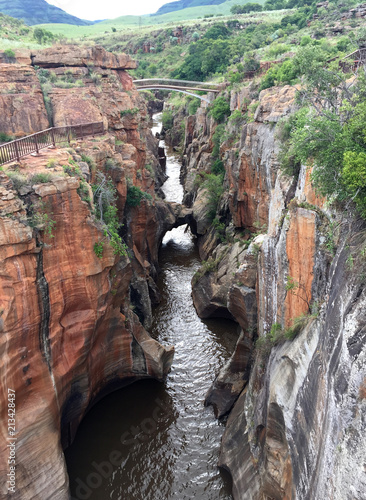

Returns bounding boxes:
[154,0,227,16]
[32,0,266,38]
[0,0,91,26]
[0,12,46,50]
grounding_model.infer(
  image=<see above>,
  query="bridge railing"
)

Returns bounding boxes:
[133,78,221,90]
[0,121,104,166]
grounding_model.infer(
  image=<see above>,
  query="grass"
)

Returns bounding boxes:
[29,3,286,44]
[30,172,52,184]
[255,312,318,357]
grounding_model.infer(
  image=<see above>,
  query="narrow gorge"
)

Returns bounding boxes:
[0,43,365,500]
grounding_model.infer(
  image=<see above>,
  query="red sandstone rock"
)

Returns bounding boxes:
[284,207,316,327]
[0,64,49,136]
[32,45,137,70]
[0,50,32,65]
[0,170,173,500]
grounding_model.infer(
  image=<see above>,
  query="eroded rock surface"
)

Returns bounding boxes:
[0,63,49,136]
[0,170,174,499]
[31,45,137,70]
[0,46,181,500]
[182,82,366,499]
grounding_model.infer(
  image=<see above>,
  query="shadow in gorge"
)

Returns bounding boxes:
[64,379,178,500]
[65,114,236,500]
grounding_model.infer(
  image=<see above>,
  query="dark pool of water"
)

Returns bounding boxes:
[64,114,238,500]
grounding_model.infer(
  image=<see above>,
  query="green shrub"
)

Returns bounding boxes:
[6,172,28,191]
[212,216,227,242]
[172,38,230,80]
[30,173,52,184]
[209,96,230,123]
[300,35,312,47]
[90,72,102,84]
[212,159,225,176]
[29,201,56,238]
[0,132,14,143]
[231,3,262,14]
[285,313,317,340]
[92,172,127,257]
[188,98,201,116]
[229,109,243,127]
[342,151,366,217]
[162,110,174,129]
[203,23,231,40]
[259,58,300,91]
[4,49,15,61]
[228,71,242,84]
[49,71,57,83]
[203,173,224,221]
[243,57,260,73]
[81,154,95,170]
[193,257,220,282]
[267,43,291,58]
[211,123,225,159]
[94,241,104,258]
[53,80,74,89]
[77,180,91,204]
[120,107,139,118]
[46,159,57,168]
[246,2,263,12]
[63,164,81,177]
[126,185,145,207]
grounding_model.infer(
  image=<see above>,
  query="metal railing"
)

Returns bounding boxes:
[0,121,104,166]
[133,78,222,90]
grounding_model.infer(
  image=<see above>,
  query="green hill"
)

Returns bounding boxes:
[154,0,227,16]
[0,0,91,26]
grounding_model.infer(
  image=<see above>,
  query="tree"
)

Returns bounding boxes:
[33,27,54,44]
[209,97,231,123]
[92,172,127,256]
[231,3,263,14]
[204,173,224,221]
[173,38,231,80]
[203,23,230,40]
[279,40,366,216]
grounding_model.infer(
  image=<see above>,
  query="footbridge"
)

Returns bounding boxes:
[133,79,223,103]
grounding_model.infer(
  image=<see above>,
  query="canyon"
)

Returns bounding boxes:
[0,45,181,499]
[180,82,366,499]
[0,43,365,500]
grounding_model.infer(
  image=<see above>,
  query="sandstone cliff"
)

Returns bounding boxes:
[0,46,180,499]
[181,83,366,499]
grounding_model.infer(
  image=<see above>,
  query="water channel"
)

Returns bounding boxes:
[65,113,238,500]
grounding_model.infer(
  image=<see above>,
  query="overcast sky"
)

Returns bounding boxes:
[45,0,173,21]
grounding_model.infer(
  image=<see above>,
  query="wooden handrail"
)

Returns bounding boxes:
[0,121,105,167]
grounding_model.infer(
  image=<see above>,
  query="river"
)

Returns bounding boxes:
[65,113,238,500]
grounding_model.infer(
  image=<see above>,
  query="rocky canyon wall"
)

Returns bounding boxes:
[0,46,178,499]
[181,84,366,499]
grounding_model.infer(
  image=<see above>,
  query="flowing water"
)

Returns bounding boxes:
[65,113,237,500]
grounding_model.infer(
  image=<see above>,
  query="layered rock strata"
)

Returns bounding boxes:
[182,83,366,498]
[0,63,49,136]
[0,169,174,499]
[0,46,183,499]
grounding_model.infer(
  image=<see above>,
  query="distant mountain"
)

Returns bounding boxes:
[153,0,227,16]
[0,0,91,26]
